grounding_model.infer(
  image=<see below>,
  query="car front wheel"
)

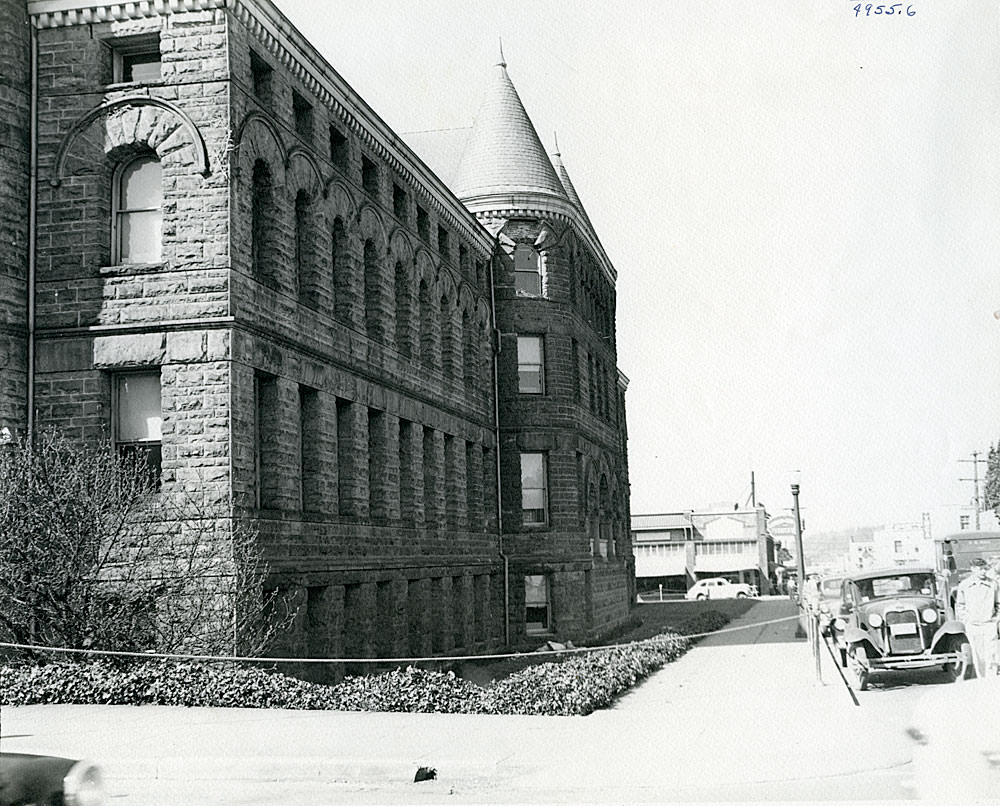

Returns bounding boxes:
[696,593,707,601]
[943,640,972,682]
[737,592,747,599]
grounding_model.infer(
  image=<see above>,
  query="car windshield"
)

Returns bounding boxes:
[820,578,842,596]
[852,573,935,601]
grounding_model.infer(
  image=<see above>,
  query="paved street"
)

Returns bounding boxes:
[2,599,949,803]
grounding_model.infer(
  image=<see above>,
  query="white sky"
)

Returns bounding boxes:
[278,0,1000,534]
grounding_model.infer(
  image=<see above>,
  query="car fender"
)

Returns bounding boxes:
[844,627,883,657]
[930,621,967,653]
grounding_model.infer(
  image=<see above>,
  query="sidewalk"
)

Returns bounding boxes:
[0,600,911,801]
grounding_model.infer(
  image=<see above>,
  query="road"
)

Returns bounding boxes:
[2,599,971,804]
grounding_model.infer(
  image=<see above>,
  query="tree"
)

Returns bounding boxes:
[0,430,292,657]
[985,441,1000,517]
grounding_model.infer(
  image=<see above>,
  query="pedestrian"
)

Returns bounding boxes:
[955,557,1000,677]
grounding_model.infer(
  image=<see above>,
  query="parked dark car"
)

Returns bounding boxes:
[829,566,970,690]
[0,753,103,806]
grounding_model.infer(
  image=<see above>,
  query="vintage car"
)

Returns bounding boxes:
[684,577,754,601]
[0,752,104,806]
[829,566,970,690]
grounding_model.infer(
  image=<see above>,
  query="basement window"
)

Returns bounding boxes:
[525,575,551,635]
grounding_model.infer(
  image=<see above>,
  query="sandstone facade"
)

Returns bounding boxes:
[2,0,633,676]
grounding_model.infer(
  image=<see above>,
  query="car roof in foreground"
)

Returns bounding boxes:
[847,566,936,582]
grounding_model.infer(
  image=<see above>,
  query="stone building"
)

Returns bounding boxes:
[0,0,632,671]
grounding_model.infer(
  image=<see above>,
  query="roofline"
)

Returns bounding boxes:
[28,0,496,255]
[462,191,618,285]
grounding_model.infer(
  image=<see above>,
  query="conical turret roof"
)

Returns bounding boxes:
[453,58,567,202]
[551,142,585,216]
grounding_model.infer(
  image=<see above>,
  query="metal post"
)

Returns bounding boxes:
[791,480,805,584]
[813,612,823,683]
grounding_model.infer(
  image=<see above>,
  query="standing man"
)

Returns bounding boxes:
[955,557,1000,677]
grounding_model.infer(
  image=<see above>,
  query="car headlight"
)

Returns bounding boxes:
[868,613,883,628]
[922,608,938,624]
[63,760,104,806]
[833,618,846,631]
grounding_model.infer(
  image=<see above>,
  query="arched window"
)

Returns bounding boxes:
[331,216,348,320]
[294,189,315,305]
[364,239,382,342]
[251,159,277,287]
[419,278,439,368]
[394,260,412,358]
[113,155,162,264]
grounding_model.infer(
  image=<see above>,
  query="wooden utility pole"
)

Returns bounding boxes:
[960,452,987,530]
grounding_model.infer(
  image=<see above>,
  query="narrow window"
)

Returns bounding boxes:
[254,373,279,509]
[521,452,548,527]
[113,155,162,264]
[249,50,273,105]
[251,159,276,286]
[329,125,348,170]
[114,372,162,485]
[525,575,551,635]
[299,386,320,513]
[393,183,408,221]
[361,156,379,195]
[331,216,347,320]
[416,205,430,241]
[112,35,161,83]
[295,190,315,304]
[513,244,542,297]
[437,226,450,262]
[292,91,313,139]
[517,335,544,394]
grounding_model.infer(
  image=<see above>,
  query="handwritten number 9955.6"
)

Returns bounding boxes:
[854,3,916,15]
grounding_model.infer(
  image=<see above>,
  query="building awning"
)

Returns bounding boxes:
[695,556,759,573]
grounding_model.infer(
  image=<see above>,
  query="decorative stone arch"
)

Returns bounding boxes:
[52,96,211,186]
[285,149,324,307]
[389,229,416,358]
[458,286,478,390]
[584,460,601,556]
[608,478,622,560]
[358,206,390,345]
[284,148,323,200]
[415,250,440,369]
[438,273,460,382]
[472,297,494,392]
[414,249,436,286]
[49,97,214,270]
[598,473,612,560]
[233,111,286,186]
[233,113,287,287]
[323,179,359,325]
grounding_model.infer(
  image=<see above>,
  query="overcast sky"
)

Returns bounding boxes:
[278,0,1000,534]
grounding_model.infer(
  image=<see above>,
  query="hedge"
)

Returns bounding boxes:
[1,612,730,716]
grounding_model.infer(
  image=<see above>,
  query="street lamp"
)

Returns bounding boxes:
[790,470,805,585]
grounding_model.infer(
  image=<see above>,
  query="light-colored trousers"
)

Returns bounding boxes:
[965,622,998,677]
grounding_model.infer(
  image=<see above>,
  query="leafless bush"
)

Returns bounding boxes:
[0,429,293,657]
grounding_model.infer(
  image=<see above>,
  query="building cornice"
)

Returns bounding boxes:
[463,191,618,285]
[27,0,496,257]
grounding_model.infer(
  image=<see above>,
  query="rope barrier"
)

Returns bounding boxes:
[0,614,800,666]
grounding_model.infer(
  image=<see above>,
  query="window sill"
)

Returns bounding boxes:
[99,262,167,276]
[104,80,165,91]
